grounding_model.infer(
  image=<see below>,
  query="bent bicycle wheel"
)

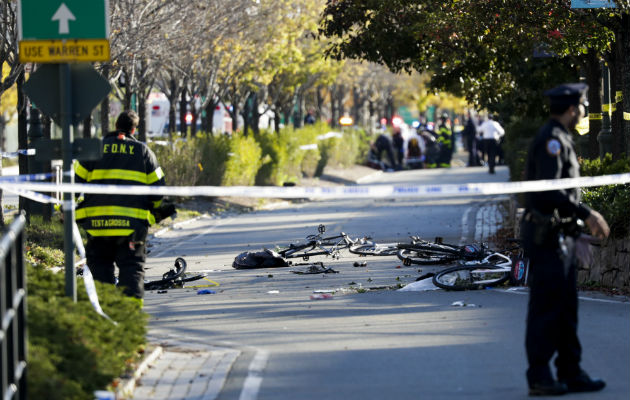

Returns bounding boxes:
[396,249,458,265]
[278,246,333,260]
[432,264,510,291]
[349,242,399,256]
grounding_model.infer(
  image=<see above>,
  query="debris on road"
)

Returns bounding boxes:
[197,289,216,295]
[310,293,333,300]
[291,262,338,274]
[451,301,479,307]
[398,279,439,291]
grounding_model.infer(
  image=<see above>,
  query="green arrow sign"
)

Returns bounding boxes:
[18,0,110,40]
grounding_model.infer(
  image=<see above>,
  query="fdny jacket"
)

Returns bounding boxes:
[74,131,165,237]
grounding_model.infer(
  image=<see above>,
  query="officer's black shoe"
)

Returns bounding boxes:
[559,371,606,393]
[528,380,568,396]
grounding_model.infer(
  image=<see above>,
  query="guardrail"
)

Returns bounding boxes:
[0,213,27,400]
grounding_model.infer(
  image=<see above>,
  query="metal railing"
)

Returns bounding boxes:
[0,213,27,400]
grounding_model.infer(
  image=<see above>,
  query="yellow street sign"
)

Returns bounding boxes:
[19,39,109,63]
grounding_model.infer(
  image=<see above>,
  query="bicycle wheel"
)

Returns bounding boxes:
[432,264,510,291]
[396,248,458,265]
[144,257,188,290]
[349,242,399,256]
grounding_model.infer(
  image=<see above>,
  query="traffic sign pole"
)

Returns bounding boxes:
[60,63,76,301]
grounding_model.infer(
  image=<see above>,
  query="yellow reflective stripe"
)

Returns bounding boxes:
[87,169,152,184]
[75,206,155,224]
[74,160,89,180]
[152,199,162,208]
[86,229,135,237]
[147,167,164,184]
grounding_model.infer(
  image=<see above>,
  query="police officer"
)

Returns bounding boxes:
[75,110,170,300]
[521,83,610,396]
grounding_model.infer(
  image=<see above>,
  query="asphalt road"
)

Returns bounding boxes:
[141,165,630,400]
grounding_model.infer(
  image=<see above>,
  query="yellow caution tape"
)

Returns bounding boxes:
[576,117,589,135]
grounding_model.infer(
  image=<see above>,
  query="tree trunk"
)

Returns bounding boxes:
[81,115,92,138]
[609,29,623,161]
[137,89,148,142]
[274,108,281,134]
[179,87,188,137]
[251,92,261,135]
[100,64,111,136]
[168,78,178,138]
[204,100,217,135]
[584,52,602,160]
[330,85,338,127]
[231,102,240,134]
[622,13,630,157]
[316,86,324,122]
[294,91,304,129]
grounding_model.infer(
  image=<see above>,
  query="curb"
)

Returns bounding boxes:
[116,345,164,399]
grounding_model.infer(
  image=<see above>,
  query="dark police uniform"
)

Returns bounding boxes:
[75,131,165,298]
[520,83,604,395]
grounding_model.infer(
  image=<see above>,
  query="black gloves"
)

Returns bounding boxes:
[152,202,177,223]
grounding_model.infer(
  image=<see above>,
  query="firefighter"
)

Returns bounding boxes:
[436,113,453,168]
[75,110,172,300]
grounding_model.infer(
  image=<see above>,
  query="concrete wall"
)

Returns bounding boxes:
[578,237,630,289]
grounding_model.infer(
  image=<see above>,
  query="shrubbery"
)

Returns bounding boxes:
[24,217,147,399]
[150,124,370,189]
[28,266,147,400]
[579,154,630,239]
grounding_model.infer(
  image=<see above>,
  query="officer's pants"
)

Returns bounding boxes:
[522,230,581,384]
[483,139,497,173]
[86,228,148,299]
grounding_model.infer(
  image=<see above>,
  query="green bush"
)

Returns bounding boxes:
[579,154,630,238]
[151,124,372,190]
[197,134,231,186]
[222,133,262,186]
[150,139,202,187]
[316,128,368,175]
[254,124,327,185]
[28,265,147,399]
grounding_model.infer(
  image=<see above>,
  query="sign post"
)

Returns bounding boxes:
[18,0,111,300]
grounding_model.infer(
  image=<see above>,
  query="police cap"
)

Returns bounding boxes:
[544,83,588,107]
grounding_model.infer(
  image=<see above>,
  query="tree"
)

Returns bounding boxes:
[0,0,22,226]
[319,1,620,116]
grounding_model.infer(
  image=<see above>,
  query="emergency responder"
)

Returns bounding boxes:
[436,113,453,168]
[520,83,610,396]
[478,114,504,174]
[75,110,173,300]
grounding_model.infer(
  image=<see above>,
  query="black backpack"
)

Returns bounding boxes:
[232,249,289,269]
